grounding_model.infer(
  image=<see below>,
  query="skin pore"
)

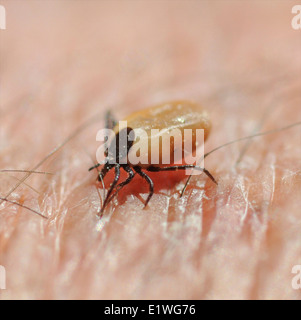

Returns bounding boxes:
[0,1,300,299]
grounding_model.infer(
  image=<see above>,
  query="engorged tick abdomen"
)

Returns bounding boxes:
[113,100,212,167]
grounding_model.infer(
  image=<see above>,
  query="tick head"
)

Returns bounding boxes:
[106,127,135,165]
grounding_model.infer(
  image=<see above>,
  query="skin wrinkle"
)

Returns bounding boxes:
[0,1,301,300]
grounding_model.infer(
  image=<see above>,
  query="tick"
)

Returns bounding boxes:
[89,100,217,214]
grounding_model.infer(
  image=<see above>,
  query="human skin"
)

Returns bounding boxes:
[0,1,300,300]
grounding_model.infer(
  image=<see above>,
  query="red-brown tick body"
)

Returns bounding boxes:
[114,100,212,167]
[89,100,216,215]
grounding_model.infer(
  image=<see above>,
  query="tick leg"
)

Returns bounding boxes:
[100,165,120,215]
[90,111,117,168]
[134,167,154,208]
[89,163,101,171]
[115,166,135,191]
[97,163,113,182]
[106,166,136,204]
[105,110,117,130]
[89,161,111,172]
[146,165,217,185]
[104,110,118,157]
